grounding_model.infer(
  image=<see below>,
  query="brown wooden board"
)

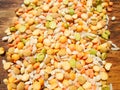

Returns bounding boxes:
[0,0,120,90]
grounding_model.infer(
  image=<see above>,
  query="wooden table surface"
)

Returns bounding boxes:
[0,0,120,90]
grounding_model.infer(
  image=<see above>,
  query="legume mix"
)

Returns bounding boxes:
[1,0,119,90]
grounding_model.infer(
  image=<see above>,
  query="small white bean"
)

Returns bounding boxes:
[21,74,29,81]
[62,61,71,71]
[100,72,108,80]
[93,65,100,72]
[3,62,11,70]
[43,4,49,12]
[55,72,64,81]
[72,14,78,19]
[105,63,112,71]
[111,16,116,21]
[3,78,8,85]
[65,14,73,21]
[43,39,51,46]
[32,29,40,36]
[81,13,88,20]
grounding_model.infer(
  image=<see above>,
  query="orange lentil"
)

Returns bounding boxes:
[69,44,76,51]
[46,0,51,3]
[17,42,24,49]
[80,68,85,74]
[75,82,80,87]
[82,54,88,60]
[36,43,43,48]
[15,65,21,69]
[76,25,83,32]
[39,78,44,86]
[107,7,112,12]
[109,2,113,6]
[25,84,29,90]
[71,55,77,60]
[58,0,62,2]
[8,44,14,47]
[91,85,96,90]
[33,62,40,69]
[59,36,67,43]
[70,72,76,80]
[61,27,66,32]
[11,54,20,61]
[77,52,84,59]
[8,73,12,77]
[85,69,94,78]
[36,68,40,74]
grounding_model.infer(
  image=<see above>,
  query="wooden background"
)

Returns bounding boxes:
[0,0,120,90]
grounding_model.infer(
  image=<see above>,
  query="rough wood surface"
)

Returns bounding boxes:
[0,0,120,90]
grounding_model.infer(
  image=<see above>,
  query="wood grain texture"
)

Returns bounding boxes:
[0,0,120,90]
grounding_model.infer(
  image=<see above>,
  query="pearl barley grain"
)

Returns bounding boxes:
[105,63,112,71]
[111,16,116,21]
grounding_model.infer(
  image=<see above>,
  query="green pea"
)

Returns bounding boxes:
[46,15,53,21]
[63,22,69,29]
[77,87,84,90]
[89,49,97,55]
[29,3,36,9]
[63,0,68,5]
[102,85,110,90]
[105,30,110,35]
[10,27,16,32]
[36,53,45,62]
[96,5,103,12]
[21,39,27,44]
[69,8,75,15]
[69,59,76,68]
[102,32,109,39]
[103,15,107,20]
[41,48,47,54]
[49,21,56,29]
[87,36,95,40]
[18,25,26,33]
[45,21,50,28]
[96,0,102,5]
[101,53,107,60]
[101,30,110,40]
[74,33,81,41]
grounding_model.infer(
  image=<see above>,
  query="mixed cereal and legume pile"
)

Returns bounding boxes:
[1,0,119,90]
